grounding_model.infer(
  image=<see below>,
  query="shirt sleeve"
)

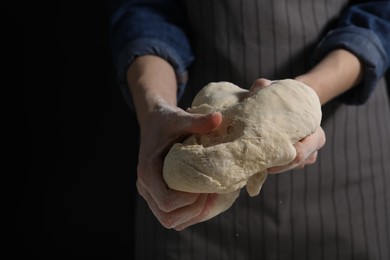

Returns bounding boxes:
[312,1,390,105]
[109,0,194,109]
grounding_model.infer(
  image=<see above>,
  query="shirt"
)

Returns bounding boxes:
[109,0,390,108]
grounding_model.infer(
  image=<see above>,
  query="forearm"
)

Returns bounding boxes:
[296,49,363,105]
[126,55,178,126]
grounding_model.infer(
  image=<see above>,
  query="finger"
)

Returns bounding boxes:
[268,127,325,174]
[184,111,223,134]
[268,144,317,173]
[174,193,219,231]
[137,166,201,212]
[245,78,273,99]
[137,179,208,229]
[250,78,272,91]
[295,151,318,169]
[298,127,326,155]
[303,150,318,165]
[268,162,298,174]
[290,127,325,166]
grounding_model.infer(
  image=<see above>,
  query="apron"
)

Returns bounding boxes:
[136,0,390,259]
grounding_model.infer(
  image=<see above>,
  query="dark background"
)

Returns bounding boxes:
[16,1,138,258]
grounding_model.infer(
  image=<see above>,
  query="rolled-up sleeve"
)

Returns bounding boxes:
[109,0,194,109]
[313,1,390,105]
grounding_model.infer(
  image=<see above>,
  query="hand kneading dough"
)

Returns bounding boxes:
[163,79,322,199]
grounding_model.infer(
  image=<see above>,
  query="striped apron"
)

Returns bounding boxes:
[135,0,390,259]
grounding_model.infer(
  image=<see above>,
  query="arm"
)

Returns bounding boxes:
[110,1,227,229]
[269,1,390,173]
[127,55,224,230]
[295,49,363,105]
[306,1,390,105]
[110,1,220,230]
[109,0,194,109]
[267,49,362,174]
[127,55,177,124]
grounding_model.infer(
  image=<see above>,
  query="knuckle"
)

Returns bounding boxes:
[308,154,318,164]
[136,179,147,197]
[159,196,177,213]
[253,78,271,88]
[319,135,326,148]
[253,78,265,86]
[150,208,176,229]
[306,158,316,165]
[159,216,176,229]
[318,128,326,146]
[294,150,306,164]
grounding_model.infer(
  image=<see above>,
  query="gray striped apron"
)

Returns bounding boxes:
[135,0,390,259]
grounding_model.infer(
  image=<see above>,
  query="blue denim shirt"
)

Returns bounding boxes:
[109,0,390,108]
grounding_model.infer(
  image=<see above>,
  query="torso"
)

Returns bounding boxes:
[136,1,390,259]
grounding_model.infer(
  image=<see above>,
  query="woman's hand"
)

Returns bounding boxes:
[246,78,326,174]
[267,126,326,173]
[136,102,224,230]
[127,55,232,230]
[244,78,273,99]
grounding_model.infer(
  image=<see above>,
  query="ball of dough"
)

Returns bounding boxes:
[163,79,321,197]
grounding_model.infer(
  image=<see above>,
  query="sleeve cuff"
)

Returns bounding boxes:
[115,38,191,111]
[313,26,388,105]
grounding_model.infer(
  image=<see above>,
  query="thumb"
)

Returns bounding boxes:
[245,78,272,99]
[250,78,272,91]
[184,112,222,135]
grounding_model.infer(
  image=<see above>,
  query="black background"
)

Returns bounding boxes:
[15,1,138,258]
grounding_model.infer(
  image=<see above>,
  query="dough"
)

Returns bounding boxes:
[163,79,322,198]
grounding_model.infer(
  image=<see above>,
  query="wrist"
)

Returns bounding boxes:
[126,55,178,124]
[295,49,362,105]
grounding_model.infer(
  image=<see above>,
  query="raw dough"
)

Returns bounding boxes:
[163,79,321,198]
